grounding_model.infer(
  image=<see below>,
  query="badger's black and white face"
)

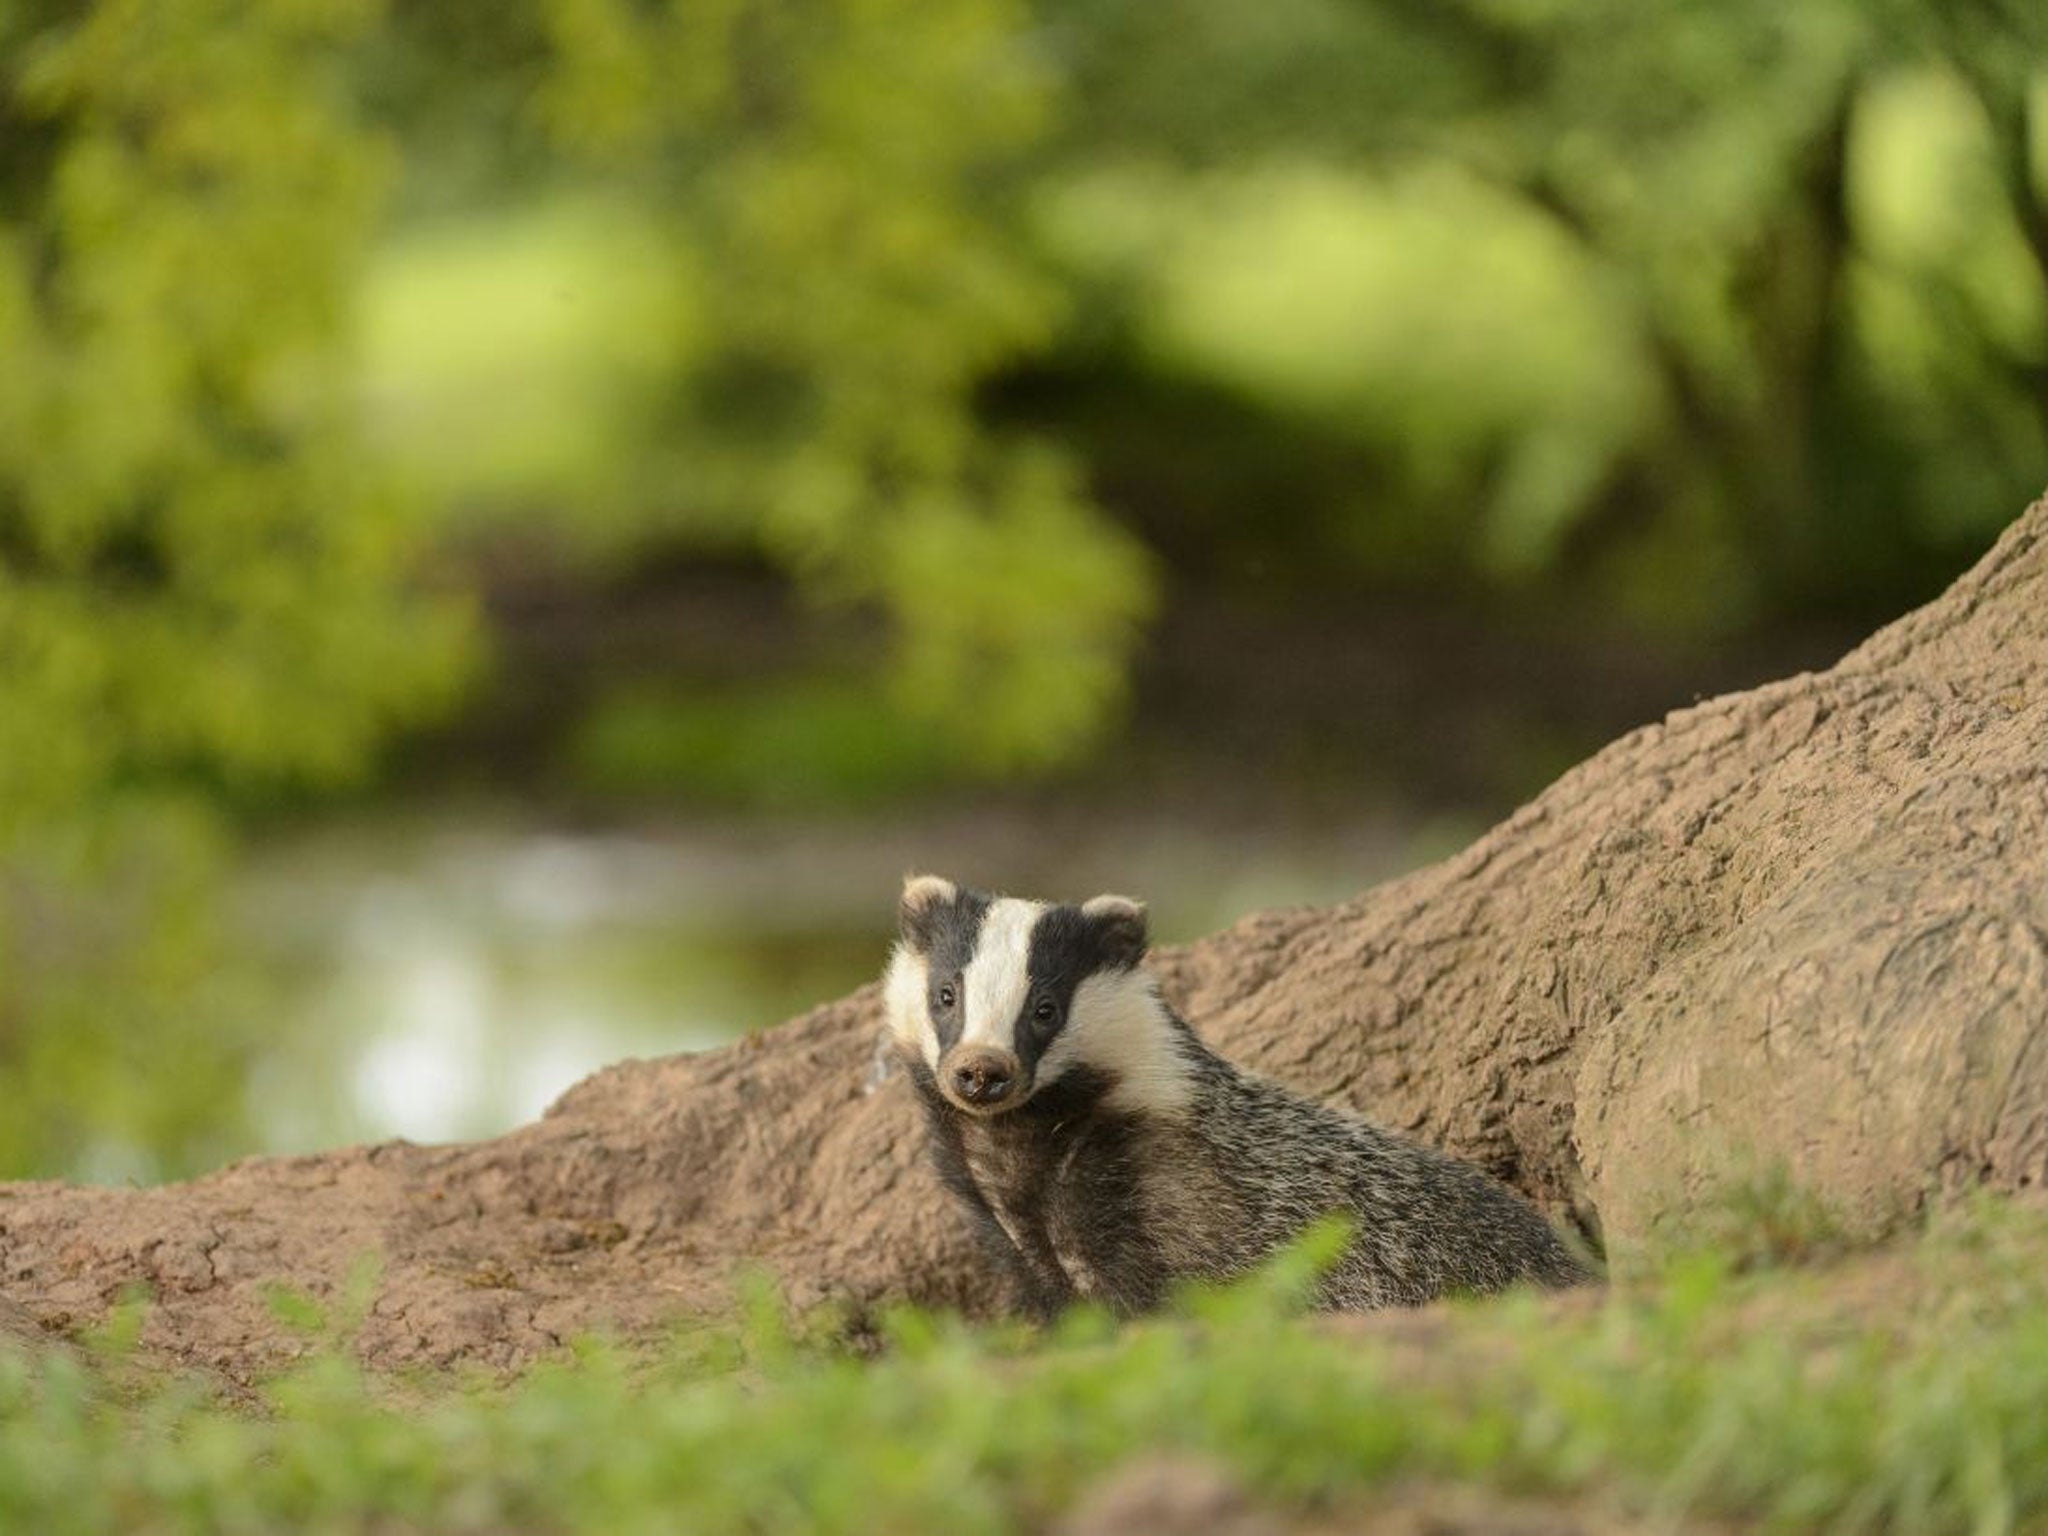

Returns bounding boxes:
[884,875,1192,1119]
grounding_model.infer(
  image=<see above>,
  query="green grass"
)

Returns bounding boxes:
[4,1201,2048,1534]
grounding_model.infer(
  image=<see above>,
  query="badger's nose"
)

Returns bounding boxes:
[950,1049,1018,1106]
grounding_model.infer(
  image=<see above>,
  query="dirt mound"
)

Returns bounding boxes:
[1054,1456,1686,1536]
[3,497,2044,1382]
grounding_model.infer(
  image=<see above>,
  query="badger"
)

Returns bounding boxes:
[883,875,1592,1316]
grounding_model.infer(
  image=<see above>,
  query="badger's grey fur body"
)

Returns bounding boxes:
[885,876,1590,1315]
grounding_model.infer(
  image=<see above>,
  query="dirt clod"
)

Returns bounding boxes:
[1058,1457,1280,1536]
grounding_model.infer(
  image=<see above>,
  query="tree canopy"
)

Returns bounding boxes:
[0,0,2043,1177]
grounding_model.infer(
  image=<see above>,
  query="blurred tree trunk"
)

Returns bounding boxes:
[2,493,2045,1380]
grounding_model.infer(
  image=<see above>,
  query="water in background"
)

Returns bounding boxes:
[230,807,1470,1153]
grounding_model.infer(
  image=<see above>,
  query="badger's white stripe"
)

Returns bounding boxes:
[1036,969,1195,1117]
[959,897,1042,1053]
[884,944,939,1069]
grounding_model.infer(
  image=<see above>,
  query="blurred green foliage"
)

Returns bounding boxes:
[529,0,1157,770]
[0,0,2044,1177]
[0,802,260,1180]
[1042,0,2048,621]
[0,0,471,1176]
[0,0,471,822]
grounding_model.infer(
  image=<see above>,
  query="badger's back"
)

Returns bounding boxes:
[1177,1058,1591,1306]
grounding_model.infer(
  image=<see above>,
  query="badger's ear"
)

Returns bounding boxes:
[1083,893,1148,969]
[898,874,958,949]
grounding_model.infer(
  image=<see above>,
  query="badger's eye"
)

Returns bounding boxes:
[937,984,956,1010]
[1032,998,1057,1025]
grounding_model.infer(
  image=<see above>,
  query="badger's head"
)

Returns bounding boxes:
[884,875,1192,1119]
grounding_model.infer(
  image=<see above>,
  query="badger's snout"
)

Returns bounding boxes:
[946,1047,1020,1110]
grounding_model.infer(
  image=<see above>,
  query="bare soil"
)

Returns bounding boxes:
[2,497,2043,1385]
[1056,1456,1718,1536]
